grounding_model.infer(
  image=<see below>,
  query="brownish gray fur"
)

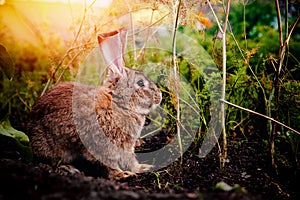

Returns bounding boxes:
[27,69,162,179]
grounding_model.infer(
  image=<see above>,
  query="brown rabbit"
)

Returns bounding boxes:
[27,27,162,179]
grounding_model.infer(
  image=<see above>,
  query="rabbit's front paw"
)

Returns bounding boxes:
[55,165,82,176]
[108,169,136,180]
[138,164,153,173]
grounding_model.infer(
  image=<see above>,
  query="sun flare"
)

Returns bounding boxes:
[51,0,112,7]
[0,0,114,45]
[7,0,113,7]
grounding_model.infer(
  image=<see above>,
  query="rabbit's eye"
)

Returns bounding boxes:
[137,79,145,87]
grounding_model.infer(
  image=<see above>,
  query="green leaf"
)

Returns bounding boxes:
[215,181,233,191]
[0,117,29,145]
[214,181,247,194]
[0,117,32,162]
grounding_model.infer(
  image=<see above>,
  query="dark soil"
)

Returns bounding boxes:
[0,128,299,200]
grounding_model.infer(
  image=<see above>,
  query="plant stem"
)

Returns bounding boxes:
[275,0,283,48]
[243,1,247,49]
[172,0,183,164]
[284,0,288,40]
[207,0,231,168]
[220,0,231,169]
[270,0,284,169]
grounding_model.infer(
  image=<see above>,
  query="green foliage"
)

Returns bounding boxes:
[0,117,32,162]
[0,41,49,122]
[201,0,300,139]
[0,117,29,145]
[230,0,277,39]
[280,81,300,162]
[280,81,300,132]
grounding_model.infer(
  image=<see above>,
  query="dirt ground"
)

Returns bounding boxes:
[0,128,299,200]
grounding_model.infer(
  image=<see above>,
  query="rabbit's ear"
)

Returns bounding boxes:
[98,27,128,79]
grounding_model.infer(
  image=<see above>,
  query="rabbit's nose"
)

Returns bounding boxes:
[148,83,162,105]
[153,89,162,105]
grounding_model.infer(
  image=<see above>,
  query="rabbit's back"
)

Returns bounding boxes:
[28,82,97,164]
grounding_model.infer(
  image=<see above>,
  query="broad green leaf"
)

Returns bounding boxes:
[0,117,29,145]
[0,117,32,162]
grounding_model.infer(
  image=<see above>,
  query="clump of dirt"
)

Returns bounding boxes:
[0,130,299,200]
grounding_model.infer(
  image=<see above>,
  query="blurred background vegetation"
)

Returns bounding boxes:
[0,0,299,169]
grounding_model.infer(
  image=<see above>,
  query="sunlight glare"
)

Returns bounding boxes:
[38,0,112,7]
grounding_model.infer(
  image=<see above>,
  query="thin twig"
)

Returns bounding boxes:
[124,0,137,61]
[284,0,289,40]
[206,0,223,33]
[133,12,170,35]
[275,0,283,48]
[136,6,156,62]
[285,15,300,45]
[242,0,248,49]
[56,50,83,83]
[221,99,300,135]
[223,1,230,33]
[17,93,31,111]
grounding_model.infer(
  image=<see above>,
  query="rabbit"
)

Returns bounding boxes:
[27,27,162,180]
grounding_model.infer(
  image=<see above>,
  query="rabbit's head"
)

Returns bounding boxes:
[112,68,161,115]
[98,27,162,115]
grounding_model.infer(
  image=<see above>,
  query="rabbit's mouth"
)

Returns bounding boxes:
[150,99,161,110]
[153,91,162,107]
[133,96,161,115]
